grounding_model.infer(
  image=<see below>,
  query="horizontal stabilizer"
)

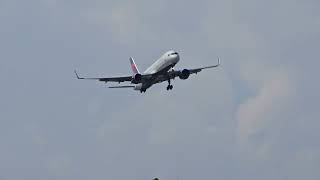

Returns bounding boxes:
[108,86,135,89]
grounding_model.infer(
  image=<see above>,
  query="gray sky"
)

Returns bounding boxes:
[0,0,319,179]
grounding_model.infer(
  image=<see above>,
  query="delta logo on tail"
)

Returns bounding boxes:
[130,57,140,74]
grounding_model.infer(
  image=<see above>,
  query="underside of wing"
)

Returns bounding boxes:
[74,70,155,84]
[188,57,221,74]
[166,57,221,80]
[98,76,133,83]
[74,70,132,83]
[108,85,135,88]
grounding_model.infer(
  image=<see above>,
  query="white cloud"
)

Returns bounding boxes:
[86,2,155,44]
[235,69,296,153]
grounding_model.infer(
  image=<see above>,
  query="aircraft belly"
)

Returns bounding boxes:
[141,82,153,90]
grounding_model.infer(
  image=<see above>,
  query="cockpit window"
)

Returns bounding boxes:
[168,52,178,56]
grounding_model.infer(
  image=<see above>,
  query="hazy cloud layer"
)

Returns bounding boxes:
[0,0,319,180]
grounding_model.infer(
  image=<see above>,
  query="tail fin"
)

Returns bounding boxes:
[130,57,140,74]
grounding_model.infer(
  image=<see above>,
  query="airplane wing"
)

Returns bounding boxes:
[166,57,221,80]
[187,57,221,74]
[74,70,132,83]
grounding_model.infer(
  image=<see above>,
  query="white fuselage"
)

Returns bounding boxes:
[144,51,180,74]
[134,51,180,91]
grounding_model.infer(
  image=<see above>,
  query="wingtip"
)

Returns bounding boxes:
[74,70,81,79]
[217,56,221,66]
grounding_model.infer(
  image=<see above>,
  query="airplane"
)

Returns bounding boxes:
[75,51,220,93]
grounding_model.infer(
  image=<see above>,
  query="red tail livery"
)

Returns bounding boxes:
[130,57,140,74]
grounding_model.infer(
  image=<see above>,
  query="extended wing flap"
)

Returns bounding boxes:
[98,76,132,83]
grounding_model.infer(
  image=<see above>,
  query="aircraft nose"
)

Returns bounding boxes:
[168,51,180,62]
[172,52,179,58]
[175,53,180,62]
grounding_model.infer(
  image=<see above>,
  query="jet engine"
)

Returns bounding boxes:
[132,73,142,83]
[134,84,143,90]
[179,69,190,80]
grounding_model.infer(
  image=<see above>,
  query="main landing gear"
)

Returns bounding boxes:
[140,89,146,93]
[166,79,173,91]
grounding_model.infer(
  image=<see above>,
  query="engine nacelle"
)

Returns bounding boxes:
[134,84,143,90]
[132,73,142,83]
[179,69,190,80]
